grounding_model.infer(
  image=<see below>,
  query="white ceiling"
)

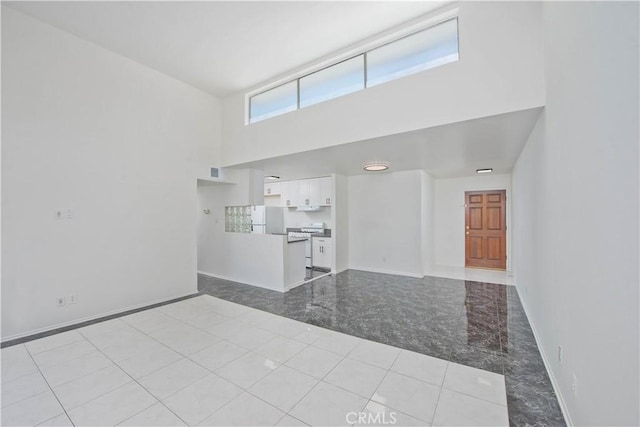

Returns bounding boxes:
[6,1,448,97]
[231,108,543,180]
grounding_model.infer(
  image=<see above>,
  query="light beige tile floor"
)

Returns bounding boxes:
[1,295,509,426]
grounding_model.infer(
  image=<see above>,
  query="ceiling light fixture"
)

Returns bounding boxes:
[363,161,390,172]
[264,175,280,180]
[476,168,493,174]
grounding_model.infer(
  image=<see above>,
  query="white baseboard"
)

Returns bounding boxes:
[197,270,284,293]
[1,291,195,343]
[518,291,573,426]
[348,266,424,279]
[285,279,307,291]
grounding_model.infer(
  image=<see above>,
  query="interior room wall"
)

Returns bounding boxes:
[221,1,545,166]
[1,7,221,340]
[511,2,639,425]
[433,174,512,269]
[347,170,423,277]
[421,171,435,276]
[333,174,349,274]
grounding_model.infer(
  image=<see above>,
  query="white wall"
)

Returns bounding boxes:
[348,170,423,277]
[434,174,512,269]
[421,171,436,275]
[512,2,639,425]
[334,174,349,274]
[220,2,544,166]
[1,7,221,340]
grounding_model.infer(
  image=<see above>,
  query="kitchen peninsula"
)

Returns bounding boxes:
[200,232,306,292]
[197,203,305,292]
[199,233,306,292]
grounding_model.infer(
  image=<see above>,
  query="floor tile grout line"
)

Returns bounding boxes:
[284,337,387,424]
[23,337,115,389]
[439,385,509,408]
[278,341,353,423]
[362,349,439,425]
[358,348,400,419]
[273,412,307,427]
[428,359,452,426]
[118,300,315,417]
[23,345,76,427]
[154,299,341,425]
[74,335,190,427]
[67,314,228,425]
[124,298,320,402]
[23,333,87,359]
[0,355,42,389]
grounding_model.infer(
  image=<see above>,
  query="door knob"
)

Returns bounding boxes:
[466,231,470,235]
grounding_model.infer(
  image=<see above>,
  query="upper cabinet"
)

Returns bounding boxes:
[318,177,332,206]
[280,181,294,207]
[264,182,281,196]
[297,179,314,206]
[265,177,333,207]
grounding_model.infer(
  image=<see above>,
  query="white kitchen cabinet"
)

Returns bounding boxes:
[318,177,332,206]
[278,177,333,208]
[298,178,329,206]
[280,181,296,207]
[264,182,281,196]
[312,237,332,269]
[297,179,312,206]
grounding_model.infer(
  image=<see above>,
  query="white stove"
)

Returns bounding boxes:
[288,223,325,267]
[301,223,325,234]
[288,231,312,240]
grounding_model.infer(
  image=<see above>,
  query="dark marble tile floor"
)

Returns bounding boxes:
[198,269,565,427]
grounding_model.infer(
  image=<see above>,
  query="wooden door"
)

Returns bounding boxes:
[465,190,507,270]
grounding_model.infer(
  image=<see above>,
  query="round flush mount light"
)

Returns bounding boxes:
[363,161,390,172]
[264,175,280,180]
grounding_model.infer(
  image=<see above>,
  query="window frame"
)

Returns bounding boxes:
[246,8,459,125]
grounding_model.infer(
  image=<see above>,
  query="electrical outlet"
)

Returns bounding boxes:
[69,293,78,304]
[571,373,578,397]
[557,346,563,363]
[56,297,65,307]
[54,210,64,220]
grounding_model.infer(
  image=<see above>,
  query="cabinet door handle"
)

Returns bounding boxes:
[305,199,309,205]
[326,198,330,205]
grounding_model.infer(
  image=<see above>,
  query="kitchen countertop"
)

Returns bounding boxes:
[287,237,307,243]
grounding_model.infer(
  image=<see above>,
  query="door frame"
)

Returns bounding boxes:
[464,189,508,270]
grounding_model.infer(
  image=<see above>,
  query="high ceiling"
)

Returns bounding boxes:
[6,1,448,97]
